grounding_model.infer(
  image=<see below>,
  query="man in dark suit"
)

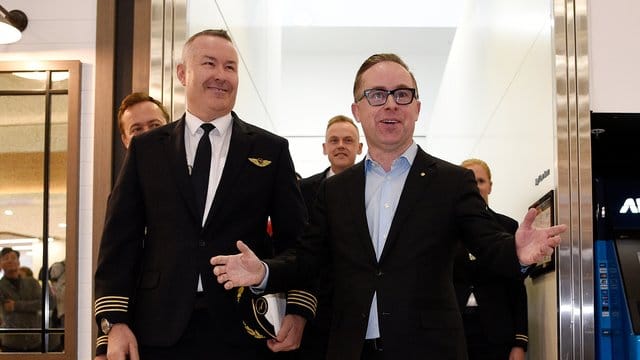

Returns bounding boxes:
[297,115,362,359]
[299,115,363,216]
[211,53,566,360]
[94,29,314,360]
[454,158,528,360]
[117,92,170,149]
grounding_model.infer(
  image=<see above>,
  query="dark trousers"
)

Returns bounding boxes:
[139,308,269,360]
[463,310,511,360]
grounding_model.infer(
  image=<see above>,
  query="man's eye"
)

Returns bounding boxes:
[370,91,385,100]
[396,90,411,99]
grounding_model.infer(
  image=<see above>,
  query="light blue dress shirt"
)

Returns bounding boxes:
[364,142,417,339]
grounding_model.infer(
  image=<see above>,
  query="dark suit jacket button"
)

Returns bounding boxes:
[377,270,384,277]
[198,240,205,247]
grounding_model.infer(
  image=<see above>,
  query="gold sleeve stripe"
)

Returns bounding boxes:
[95,296,129,314]
[95,300,128,308]
[95,303,128,311]
[96,335,108,347]
[287,292,318,311]
[515,334,529,341]
[95,308,128,316]
[95,296,129,307]
[287,293,317,306]
[288,290,317,304]
[287,295,318,307]
[95,295,129,302]
[286,300,317,316]
[288,289,317,300]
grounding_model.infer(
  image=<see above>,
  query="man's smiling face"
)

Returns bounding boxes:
[177,34,239,120]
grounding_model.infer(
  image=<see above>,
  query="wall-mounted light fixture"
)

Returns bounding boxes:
[0,4,27,45]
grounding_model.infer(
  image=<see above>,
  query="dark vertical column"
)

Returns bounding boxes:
[112,0,135,182]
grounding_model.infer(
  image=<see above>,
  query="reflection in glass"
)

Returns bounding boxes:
[0,70,69,353]
[50,72,69,90]
[0,72,46,90]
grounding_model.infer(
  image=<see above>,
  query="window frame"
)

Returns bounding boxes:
[0,60,80,359]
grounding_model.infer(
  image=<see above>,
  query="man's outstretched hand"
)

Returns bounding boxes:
[515,208,567,265]
[211,240,266,290]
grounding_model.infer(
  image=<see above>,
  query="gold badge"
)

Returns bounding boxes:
[248,158,272,167]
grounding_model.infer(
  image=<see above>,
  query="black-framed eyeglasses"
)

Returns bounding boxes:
[357,88,417,106]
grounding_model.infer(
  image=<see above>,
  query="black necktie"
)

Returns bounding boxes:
[191,123,215,220]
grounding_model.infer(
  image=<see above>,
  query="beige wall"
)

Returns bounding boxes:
[589,0,640,112]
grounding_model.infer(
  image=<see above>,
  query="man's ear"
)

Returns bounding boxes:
[121,134,130,149]
[357,142,363,155]
[351,103,360,122]
[176,63,186,86]
[322,143,328,155]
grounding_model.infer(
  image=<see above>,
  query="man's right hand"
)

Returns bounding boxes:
[101,323,140,360]
[211,240,265,290]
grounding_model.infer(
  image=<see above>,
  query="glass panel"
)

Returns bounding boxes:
[0,93,46,352]
[0,60,79,357]
[0,72,46,90]
[47,94,67,352]
[50,72,69,90]
[51,94,69,149]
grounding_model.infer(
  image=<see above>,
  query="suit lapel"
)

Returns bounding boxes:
[165,116,201,222]
[378,147,437,264]
[344,161,379,262]
[204,113,251,228]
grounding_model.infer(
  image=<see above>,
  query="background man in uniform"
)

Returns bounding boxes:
[454,158,528,360]
[117,92,170,149]
[296,115,362,359]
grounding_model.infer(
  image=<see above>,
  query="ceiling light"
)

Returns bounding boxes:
[0,4,27,45]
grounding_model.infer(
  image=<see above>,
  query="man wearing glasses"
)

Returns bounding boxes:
[211,53,566,359]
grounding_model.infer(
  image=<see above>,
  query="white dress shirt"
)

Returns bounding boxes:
[184,111,233,291]
[184,111,233,226]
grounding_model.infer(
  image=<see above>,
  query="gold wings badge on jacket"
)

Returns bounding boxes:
[248,158,271,167]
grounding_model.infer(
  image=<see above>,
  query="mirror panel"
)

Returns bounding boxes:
[0,62,79,357]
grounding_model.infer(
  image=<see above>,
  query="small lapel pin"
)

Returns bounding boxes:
[420,172,426,177]
[248,158,272,167]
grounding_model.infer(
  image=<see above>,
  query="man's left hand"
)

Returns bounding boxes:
[267,314,306,352]
[515,208,567,265]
